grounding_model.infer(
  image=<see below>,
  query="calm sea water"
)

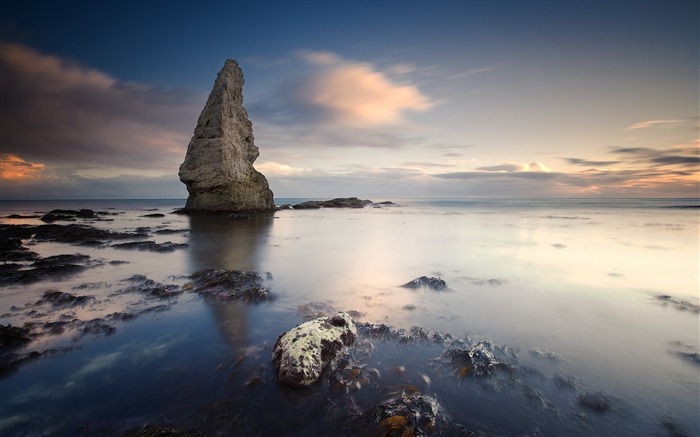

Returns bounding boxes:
[1,198,698,436]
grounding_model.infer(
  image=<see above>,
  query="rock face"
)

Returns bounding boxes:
[272,312,357,387]
[179,60,275,212]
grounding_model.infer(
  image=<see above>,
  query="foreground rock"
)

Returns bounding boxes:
[355,394,474,437]
[272,312,357,387]
[178,59,275,213]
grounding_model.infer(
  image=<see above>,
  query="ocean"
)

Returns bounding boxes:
[1,198,698,436]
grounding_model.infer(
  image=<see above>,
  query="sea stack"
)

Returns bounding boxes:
[178,60,275,212]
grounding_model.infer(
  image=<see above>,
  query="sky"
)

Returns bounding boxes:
[0,0,698,200]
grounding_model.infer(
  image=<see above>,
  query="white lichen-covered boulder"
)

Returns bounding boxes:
[272,312,357,387]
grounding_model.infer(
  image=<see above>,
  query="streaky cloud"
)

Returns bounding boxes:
[0,42,201,174]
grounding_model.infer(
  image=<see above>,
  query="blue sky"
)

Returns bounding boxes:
[1,0,698,199]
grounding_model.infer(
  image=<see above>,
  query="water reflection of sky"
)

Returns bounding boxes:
[0,199,698,435]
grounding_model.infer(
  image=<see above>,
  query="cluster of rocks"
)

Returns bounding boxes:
[270,312,481,435]
[277,198,397,210]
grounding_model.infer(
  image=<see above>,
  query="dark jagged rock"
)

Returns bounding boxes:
[120,275,183,299]
[0,325,32,351]
[178,59,275,213]
[354,394,475,437]
[39,290,95,307]
[442,340,514,377]
[401,276,448,291]
[40,213,75,222]
[0,253,97,285]
[187,269,272,303]
[111,241,189,252]
[0,237,39,262]
[0,223,149,245]
[272,312,357,387]
[290,197,373,209]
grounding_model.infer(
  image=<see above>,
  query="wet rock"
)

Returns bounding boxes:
[357,393,474,437]
[121,275,183,299]
[577,391,612,413]
[0,223,149,245]
[272,312,357,387]
[0,253,97,285]
[0,325,32,351]
[79,318,116,337]
[140,213,166,218]
[655,294,699,313]
[291,197,373,209]
[401,276,448,291]
[39,290,95,307]
[112,241,189,252]
[442,340,514,377]
[0,237,39,262]
[40,213,75,222]
[188,269,272,303]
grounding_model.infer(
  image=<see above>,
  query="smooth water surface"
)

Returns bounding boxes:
[1,198,698,436]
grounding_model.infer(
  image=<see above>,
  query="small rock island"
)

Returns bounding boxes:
[178,60,275,213]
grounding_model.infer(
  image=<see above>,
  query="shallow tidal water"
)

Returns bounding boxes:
[0,198,698,436]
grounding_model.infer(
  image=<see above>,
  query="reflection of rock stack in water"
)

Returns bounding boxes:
[186,213,273,355]
[179,60,275,213]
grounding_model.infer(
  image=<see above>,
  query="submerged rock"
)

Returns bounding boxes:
[178,59,275,213]
[272,312,357,387]
[401,276,448,291]
[188,269,272,303]
[112,240,189,252]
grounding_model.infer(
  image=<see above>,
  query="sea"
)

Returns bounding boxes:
[0,197,698,436]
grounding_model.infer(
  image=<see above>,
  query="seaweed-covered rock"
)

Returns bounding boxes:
[39,290,95,307]
[0,253,97,285]
[112,241,188,252]
[401,276,448,291]
[272,312,357,387]
[442,341,513,377]
[188,269,272,303]
[357,394,474,437]
[120,275,183,299]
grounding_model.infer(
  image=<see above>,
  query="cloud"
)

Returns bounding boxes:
[0,172,187,200]
[475,162,552,172]
[0,154,46,180]
[565,157,624,167]
[624,119,686,131]
[0,42,201,176]
[610,144,699,168]
[253,50,435,128]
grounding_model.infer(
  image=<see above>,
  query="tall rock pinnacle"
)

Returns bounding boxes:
[179,60,275,212]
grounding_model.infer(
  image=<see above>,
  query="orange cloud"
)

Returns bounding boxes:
[300,51,435,125]
[0,154,46,180]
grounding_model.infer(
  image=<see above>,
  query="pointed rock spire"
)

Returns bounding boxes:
[179,60,275,212]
